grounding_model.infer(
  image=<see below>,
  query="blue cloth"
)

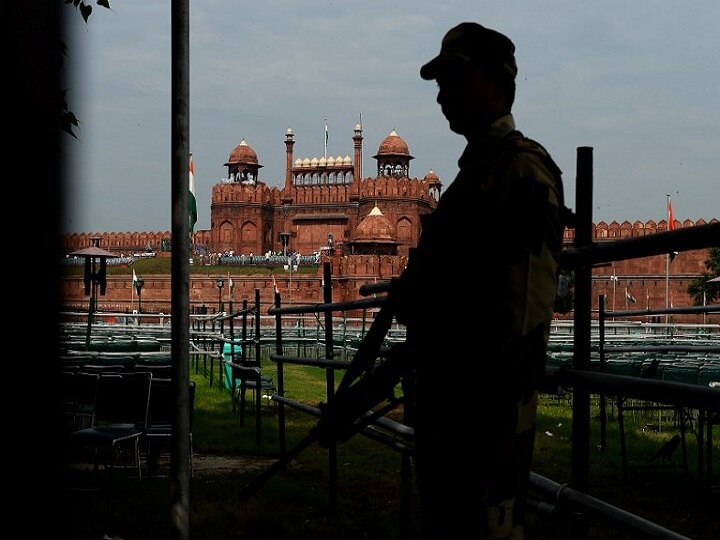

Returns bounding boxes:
[223,340,243,390]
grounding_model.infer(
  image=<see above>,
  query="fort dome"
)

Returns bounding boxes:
[354,205,396,244]
[376,130,411,157]
[424,169,439,182]
[225,139,259,166]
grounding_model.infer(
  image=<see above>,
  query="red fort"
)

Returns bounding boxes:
[60,126,718,322]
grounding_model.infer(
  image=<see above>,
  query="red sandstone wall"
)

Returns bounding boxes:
[62,218,718,256]
[59,250,718,325]
[60,219,718,325]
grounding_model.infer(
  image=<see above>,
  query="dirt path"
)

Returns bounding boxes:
[190,453,276,476]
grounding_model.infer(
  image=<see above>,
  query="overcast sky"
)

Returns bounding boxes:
[61,1,719,234]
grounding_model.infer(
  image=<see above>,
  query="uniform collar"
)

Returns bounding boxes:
[459,114,516,168]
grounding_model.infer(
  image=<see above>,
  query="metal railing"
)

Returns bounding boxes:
[260,147,719,540]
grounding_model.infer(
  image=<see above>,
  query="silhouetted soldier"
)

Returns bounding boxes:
[318,22,566,540]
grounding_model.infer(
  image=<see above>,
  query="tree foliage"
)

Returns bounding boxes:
[61,0,111,138]
[66,0,110,23]
[687,247,720,305]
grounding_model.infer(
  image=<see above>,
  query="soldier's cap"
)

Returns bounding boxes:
[420,22,517,81]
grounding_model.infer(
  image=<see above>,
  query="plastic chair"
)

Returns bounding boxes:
[68,371,152,481]
[144,378,196,476]
[60,371,99,432]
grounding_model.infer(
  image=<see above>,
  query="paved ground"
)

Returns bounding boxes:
[190,453,276,476]
[65,452,277,479]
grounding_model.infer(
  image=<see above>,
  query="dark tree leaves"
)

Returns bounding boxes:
[62,0,111,137]
[79,3,92,22]
[687,247,720,305]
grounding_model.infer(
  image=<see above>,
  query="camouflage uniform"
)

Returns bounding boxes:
[395,113,565,539]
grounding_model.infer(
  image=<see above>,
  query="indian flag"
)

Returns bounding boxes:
[189,153,197,234]
[324,118,328,159]
[625,287,637,304]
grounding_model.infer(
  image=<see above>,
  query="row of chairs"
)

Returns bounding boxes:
[61,353,175,380]
[61,338,166,353]
[62,370,195,483]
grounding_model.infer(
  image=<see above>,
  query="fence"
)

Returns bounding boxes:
[57,145,720,536]
[261,147,720,540]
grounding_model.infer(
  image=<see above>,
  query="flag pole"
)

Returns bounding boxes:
[611,270,617,320]
[625,287,628,311]
[665,194,671,325]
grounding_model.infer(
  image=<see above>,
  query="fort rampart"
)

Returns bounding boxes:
[60,218,718,324]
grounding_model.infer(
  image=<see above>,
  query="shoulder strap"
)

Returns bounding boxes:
[502,131,575,228]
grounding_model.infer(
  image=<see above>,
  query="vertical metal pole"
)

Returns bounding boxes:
[665,253,670,325]
[226,296,234,393]
[170,1,190,538]
[254,288,262,445]
[322,262,337,511]
[236,299,248,418]
[255,288,261,366]
[665,194,671,325]
[85,267,95,351]
[274,291,286,458]
[598,294,607,453]
[612,274,616,319]
[571,146,593,540]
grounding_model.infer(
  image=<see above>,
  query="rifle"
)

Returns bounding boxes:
[238,279,403,499]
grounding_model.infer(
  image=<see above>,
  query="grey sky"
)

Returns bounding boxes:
[62,1,719,234]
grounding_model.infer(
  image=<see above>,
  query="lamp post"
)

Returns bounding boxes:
[216,275,224,313]
[283,255,298,305]
[228,277,234,312]
[280,231,290,257]
[134,275,144,317]
[70,237,118,350]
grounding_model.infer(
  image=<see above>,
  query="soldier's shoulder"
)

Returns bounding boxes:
[508,135,552,159]
[507,136,562,178]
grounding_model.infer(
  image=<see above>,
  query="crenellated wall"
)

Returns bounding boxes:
[62,230,172,254]
[62,217,717,258]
